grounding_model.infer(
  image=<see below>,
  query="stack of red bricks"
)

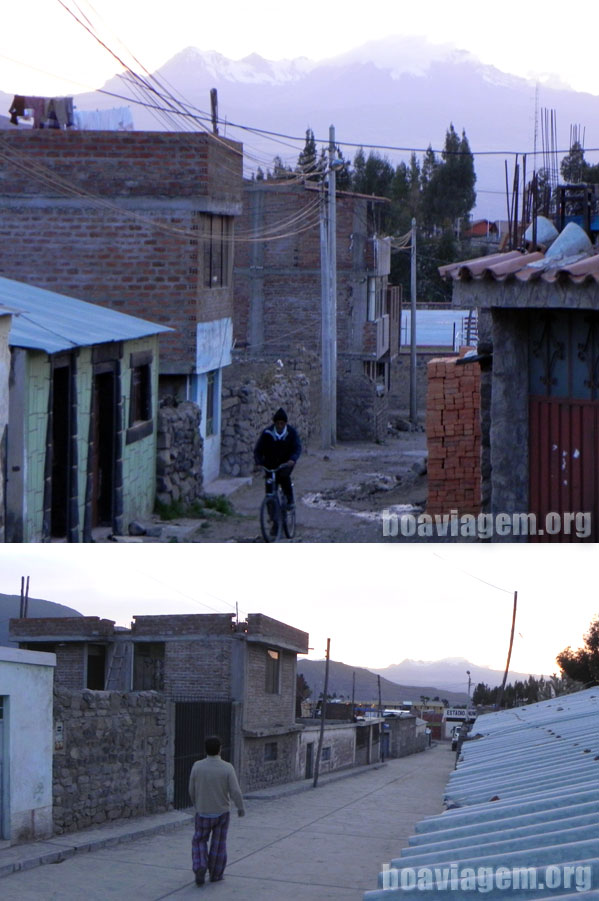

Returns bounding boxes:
[426,349,481,515]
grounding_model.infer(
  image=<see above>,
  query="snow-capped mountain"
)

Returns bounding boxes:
[372,657,542,691]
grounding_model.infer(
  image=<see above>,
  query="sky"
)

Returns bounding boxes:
[1,543,596,680]
[1,1,599,97]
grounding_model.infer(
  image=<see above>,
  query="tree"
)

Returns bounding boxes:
[557,616,599,686]
[296,673,312,717]
[270,155,292,180]
[561,140,586,184]
[297,127,319,180]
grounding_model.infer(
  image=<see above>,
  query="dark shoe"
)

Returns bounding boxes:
[195,868,206,885]
[210,875,224,882]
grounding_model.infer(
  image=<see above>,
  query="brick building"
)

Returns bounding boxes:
[0,129,243,483]
[234,181,400,441]
[10,611,309,799]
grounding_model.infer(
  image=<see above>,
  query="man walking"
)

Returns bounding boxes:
[188,736,245,886]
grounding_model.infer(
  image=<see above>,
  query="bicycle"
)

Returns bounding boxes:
[259,466,296,542]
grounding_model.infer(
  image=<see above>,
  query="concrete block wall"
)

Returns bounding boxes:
[243,645,297,732]
[245,614,309,653]
[426,349,482,515]
[52,688,169,834]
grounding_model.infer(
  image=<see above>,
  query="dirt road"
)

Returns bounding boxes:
[177,431,431,543]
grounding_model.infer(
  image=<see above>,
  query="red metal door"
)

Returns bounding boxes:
[529,397,597,541]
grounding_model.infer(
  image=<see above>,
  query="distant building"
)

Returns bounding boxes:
[234,181,400,441]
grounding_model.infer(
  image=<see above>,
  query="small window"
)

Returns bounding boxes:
[126,351,154,444]
[133,642,165,691]
[264,742,278,762]
[321,747,331,761]
[265,649,280,694]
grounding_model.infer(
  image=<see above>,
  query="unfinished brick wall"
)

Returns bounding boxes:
[0,130,242,375]
[426,350,482,515]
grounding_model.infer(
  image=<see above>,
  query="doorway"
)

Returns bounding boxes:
[92,370,116,527]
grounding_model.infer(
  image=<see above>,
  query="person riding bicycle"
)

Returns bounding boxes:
[254,408,301,508]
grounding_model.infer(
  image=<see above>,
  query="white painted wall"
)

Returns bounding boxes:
[0,313,12,542]
[195,318,232,483]
[0,647,55,843]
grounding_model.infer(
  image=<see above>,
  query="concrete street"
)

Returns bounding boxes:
[0,744,453,900]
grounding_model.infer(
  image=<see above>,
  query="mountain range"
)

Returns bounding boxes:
[371,656,542,691]
[297,658,470,706]
[36,36,599,220]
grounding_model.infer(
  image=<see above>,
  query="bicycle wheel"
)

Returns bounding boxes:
[260,495,281,542]
[281,493,296,539]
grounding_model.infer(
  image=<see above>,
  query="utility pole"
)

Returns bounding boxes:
[409,218,418,424]
[313,638,331,788]
[210,88,219,135]
[321,125,337,448]
[496,591,518,709]
[351,671,356,720]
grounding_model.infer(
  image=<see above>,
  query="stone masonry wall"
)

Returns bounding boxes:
[52,688,169,835]
[221,359,315,477]
[156,400,203,505]
[243,733,296,792]
[426,349,482,515]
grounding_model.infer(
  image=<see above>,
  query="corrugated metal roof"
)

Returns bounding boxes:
[364,687,599,899]
[0,276,172,355]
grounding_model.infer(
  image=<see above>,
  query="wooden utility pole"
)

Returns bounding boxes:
[321,125,337,448]
[497,591,518,708]
[409,218,418,424]
[351,671,356,720]
[19,576,29,618]
[313,638,331,787]
[210,88,219,135]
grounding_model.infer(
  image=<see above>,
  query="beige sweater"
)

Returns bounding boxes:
[188,755,245,816]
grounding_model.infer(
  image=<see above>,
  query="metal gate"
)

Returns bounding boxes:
[529,310,599,542]
[173,700,232,809]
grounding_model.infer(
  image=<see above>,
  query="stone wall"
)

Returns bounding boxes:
[156,400,203,505]
[52,688,170,835]
[243,733,297,792]
[221,357,316,477]
[337,373,388,442]
[426,349,482,515]
[391,350,454,415]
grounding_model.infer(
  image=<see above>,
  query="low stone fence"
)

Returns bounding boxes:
[52,689,170,835]
[221,359,314,477]
[156,400,203,505]
[426,348,481,515]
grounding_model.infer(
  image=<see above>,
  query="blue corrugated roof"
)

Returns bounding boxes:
[0,276,172,354]
[365,687,599,899]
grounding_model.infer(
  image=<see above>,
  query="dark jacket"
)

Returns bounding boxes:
[254,424,302,470]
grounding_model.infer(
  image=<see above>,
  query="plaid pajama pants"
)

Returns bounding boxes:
[191,812,230,880]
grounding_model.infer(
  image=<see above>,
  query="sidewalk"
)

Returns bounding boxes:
[0,744,454,900]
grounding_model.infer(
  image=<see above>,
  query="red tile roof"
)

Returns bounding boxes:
[439,249,599,285]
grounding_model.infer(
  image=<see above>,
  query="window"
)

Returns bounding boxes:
[321,747,331,761]
[265,649,280,694]
[367,277,385,321]
[206,369,218,437]
[201,215,233,288]
[264,742,278,762]
[86,643,106,690]
[133,643,165,691]
[126,350,154,444]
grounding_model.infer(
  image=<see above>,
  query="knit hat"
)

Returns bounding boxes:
[273,408,288,422]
